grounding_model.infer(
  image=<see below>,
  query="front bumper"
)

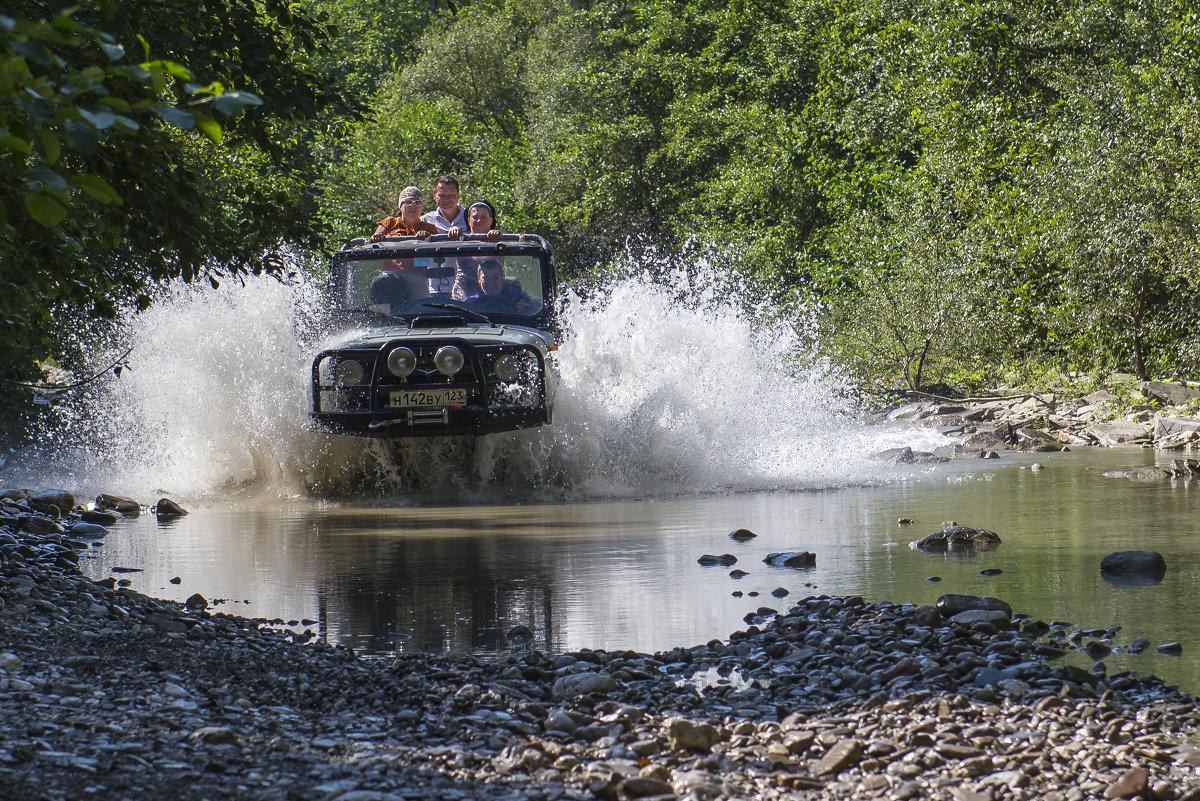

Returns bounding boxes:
[310,338,551,438]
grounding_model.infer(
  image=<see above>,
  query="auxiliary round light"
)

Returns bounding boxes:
[434,346,465,376]
[386,346,417,377]
[493,353,523,383]
[334,359,365,386]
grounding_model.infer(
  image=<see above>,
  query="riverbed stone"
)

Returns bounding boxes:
[68,522,108,539]
[763,551,816,568]
[910,526,1001,552]
[950,609,1010,626]
[1087,422,1150,446]
[936,594,1013,619]
[3,484,1200,801]
[29,489,75,514]
[1100,551,1167,579]
[1140,381,1200,407]
[1104,766,1149,799]
[21,515,64,535]
[156,498,188,519]
[552,671,616,699]
[96,493,141,514]
[697,554,737,566]
[79,509,119,525]
[664,717,719,752]
[1104,466,1173,480]
[815,739,863,775]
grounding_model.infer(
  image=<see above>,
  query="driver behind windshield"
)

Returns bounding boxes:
[466,259,539,314]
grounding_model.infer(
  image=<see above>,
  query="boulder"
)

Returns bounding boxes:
[728,528,757,542]
[505,624,533,645]
[1014,428,1060,452]
[1100,550,1166,580]
[80,509,119,525]
[886,401,936,421]
[936,594,1013,620]
[876,447,915,464]
[96,494,141,515]
[1102,467,1173,480]
[909,525,1001,552]
[29,489,75,514]
[949,609,1010,626]
[1140,381,1200,407]
[155,498,188,520]
[1086,422,1150,446]
[1155,416,1200,437]
[68,522,108,540]
[22,515,65,536]
[960,424,1012,450]
[763,552,816,568]
[697,554,737,567]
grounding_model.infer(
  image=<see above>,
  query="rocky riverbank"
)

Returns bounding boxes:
[876,379,1200,457]
[4,493,1200,800]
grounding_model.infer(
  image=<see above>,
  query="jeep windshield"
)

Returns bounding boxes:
[333,238,552,325]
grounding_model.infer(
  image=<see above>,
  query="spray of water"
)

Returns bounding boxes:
[6,258,947,501]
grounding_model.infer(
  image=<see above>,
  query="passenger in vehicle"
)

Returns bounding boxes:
[370,186,437,241]
[420,175,466,233]
[449,200,502,300]
[368,270,411,315]
[466,259,539,314]
[448,200,501,241]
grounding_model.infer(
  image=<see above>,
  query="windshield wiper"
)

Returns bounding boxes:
[425,302,492,324]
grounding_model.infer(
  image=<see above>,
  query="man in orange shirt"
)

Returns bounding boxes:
[370,186,438,241]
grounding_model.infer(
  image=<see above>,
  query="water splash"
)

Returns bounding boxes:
[5,260,948,501]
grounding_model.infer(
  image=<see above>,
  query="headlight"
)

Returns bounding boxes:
[386,347,417,377]
[334,359,365,386]
[493,352,527,383]
[434,346,464,376]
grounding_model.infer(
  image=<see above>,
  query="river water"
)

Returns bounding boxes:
[5,271,1199,693]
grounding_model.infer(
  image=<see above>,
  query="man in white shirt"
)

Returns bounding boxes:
[420,175,466,233]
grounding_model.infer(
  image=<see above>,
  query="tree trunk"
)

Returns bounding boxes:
[1132,266,1149,380]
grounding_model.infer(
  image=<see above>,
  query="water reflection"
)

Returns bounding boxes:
[77,447,1200,693]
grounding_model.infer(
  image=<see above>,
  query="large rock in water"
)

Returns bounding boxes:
[29,489,75,515]
[936,594,1013,620]
[1100,551,1167,581]
[96,494,141,515]
[909,525,1001,552]
[1102,466,1173,481]
[156,498,188,520]
[763,552,816,568]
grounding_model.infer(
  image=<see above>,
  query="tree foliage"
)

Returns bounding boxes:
[5,0,1200,400]
[0,0,333,390]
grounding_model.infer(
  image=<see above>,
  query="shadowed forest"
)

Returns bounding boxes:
[3,0,1199,406]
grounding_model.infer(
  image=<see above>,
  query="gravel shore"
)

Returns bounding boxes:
[4,493,1200,801]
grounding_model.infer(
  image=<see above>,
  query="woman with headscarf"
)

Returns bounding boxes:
[450,200,503,300]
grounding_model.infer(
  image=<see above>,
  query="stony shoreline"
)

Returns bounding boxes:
[4,493,1200,800]
[876,379,1200,458]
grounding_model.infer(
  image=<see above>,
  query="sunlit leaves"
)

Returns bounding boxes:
[0,0,330,393]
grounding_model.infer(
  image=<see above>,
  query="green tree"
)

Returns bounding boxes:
[0,0,331,392]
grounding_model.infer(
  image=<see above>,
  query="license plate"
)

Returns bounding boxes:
[389,388,467,408]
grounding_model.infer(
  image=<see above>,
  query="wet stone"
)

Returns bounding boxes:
[2,487,1200,801]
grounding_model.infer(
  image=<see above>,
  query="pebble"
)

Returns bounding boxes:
[2,487,1200,801]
